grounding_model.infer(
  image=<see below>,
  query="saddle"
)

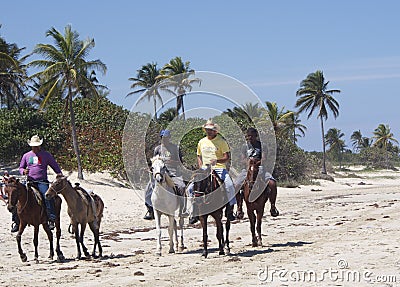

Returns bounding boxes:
[27,182,44,206]
[74,183,99,224]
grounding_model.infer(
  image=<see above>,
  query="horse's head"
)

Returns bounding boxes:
[46,174,68,199]
[192,166,222,197]
[151,155,168,184]
[247,159,260,185]
[4,176,23,213]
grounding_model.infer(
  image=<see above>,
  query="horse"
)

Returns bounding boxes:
[242,161,270,247]
[150,155,185,256]
[45,175,104,259]
[191,166,231,258]
[4,176,64,263]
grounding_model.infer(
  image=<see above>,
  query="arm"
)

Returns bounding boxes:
[47,152,62,175]
[19,154,27,175]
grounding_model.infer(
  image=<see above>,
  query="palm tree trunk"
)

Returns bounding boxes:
[68,91,84,179]
[320,117,327,174]
[181,93,186,120]
[153,96,157,119]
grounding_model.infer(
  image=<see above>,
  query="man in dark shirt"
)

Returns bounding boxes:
[234,128,279,217]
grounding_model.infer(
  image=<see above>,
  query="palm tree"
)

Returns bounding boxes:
[0,35,29,109]
[373,124,398,169]
[286,112,307,143]
[325,128,346,168]
[160,57,201,119]
[373,124,398,150]
[28,25,107,179]
[265,101,293,134]
[127,62,164,119]
[296,70,341,174]
[350,130,363,152]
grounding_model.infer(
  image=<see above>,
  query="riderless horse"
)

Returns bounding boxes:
[4,176,64,262]
[46,175,104,259]
[150,155,185,255]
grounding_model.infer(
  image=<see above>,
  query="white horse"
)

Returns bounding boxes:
[150,155,185,255]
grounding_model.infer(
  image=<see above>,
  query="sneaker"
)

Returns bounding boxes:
[48,221,56,230]
[189,216,199,225]
[11,222,19,233]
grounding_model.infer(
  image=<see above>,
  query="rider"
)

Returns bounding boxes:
[187,119,237,224]
[143,129,186,220]
[234,127,279,217]
[19,135,63,230]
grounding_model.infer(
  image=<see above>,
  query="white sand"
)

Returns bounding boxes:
[0,167,399,287]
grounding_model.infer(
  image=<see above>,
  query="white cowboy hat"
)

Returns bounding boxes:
[202,119,220,132]
[28,135,43,146]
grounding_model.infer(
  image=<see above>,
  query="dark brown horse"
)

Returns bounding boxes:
[4,176,64,262]
[243,161,269,247]
[192,167,231,258]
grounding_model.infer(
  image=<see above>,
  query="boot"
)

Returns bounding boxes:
[11,210,19,233]
[143,203,154,220]
[225,204,236,221]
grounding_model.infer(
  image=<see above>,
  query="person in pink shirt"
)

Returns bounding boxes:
[19,135,63,230]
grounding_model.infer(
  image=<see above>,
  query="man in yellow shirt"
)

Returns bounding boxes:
[188,119,236,224]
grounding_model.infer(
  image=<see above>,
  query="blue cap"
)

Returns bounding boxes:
[160,129,171,137]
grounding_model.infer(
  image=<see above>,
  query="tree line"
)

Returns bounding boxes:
[1,24,399,184]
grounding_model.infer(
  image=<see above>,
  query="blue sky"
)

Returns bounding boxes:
[1,0,400,151]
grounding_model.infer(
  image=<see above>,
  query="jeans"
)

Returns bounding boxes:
[233,166,275,189]
[187,168,237,206]
[37,182,56,222]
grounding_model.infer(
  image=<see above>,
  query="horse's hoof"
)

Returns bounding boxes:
[257,240,263,247]
[20,253,27,262]
[178,246,185,252]
[224,247,230,255]
[219,250,225,255]
[155,251,162,256]
[57,255,65,263]
[35,258,39,264]
[252,242,258,247]
[202,252,208,258]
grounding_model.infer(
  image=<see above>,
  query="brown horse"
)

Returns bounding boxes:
[243,161,269,247]
[4,176,64,263]
[46,175,104,259]
[192,167,231,258]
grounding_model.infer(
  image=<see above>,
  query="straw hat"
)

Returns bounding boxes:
[202,119,220,132]
[28,135,43,146]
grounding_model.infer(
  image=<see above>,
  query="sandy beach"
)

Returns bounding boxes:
[0,166,399,287]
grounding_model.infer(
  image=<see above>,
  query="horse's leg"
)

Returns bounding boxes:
[154,210,162,256]
[200,215,208,258]
[55,199,64,262]
[178,216,185,252]
[42,222,54,261]
[235,190,244,219]
[215,212,225,256]
[79,223,90,257]
[256,207,265,247]
[247,207,257,247]
[168,216,176,254]
[33,225,41,263]
[88,220,102,258]
[16,222,27,262]
[74,223,82,259]
[224,207,231,255]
